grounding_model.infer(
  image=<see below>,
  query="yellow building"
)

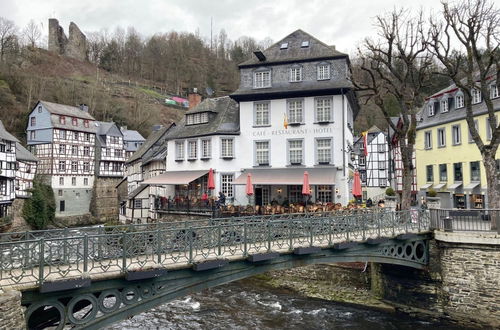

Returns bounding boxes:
[416,82,499,209]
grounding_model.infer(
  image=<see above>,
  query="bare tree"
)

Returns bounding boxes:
[428,0,499,213]
[352,9,434,210]
[0,17,18,62]
[23,19,41,48]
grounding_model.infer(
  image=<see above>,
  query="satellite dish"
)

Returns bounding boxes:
[206,87,214,96]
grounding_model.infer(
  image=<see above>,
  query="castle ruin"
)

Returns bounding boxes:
[48,19,87,61]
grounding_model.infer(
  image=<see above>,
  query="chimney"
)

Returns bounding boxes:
[120,126,127,131]
[79,104,89,112]
[188,88,202,110]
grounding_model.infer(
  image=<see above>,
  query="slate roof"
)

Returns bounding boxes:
[239,29,347,67]
[167,96,240,139]
[126,124,175,164]
[122,129,145,142]
[0,120,19,143]
[39,100,95,120]
[16,143,38,162]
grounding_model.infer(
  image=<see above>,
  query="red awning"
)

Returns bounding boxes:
[142,170,208,185]
[234,168,335,185]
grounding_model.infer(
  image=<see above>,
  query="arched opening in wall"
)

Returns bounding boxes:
[67,294,98,325]
[26,301,65,330]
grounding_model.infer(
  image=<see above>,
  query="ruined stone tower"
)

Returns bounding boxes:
[48,19,87,61]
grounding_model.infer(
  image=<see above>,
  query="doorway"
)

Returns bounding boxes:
[255,188,263,206]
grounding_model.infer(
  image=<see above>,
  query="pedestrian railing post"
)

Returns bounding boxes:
[346,217,350,241]
[217,223,222,256]
[122,232,127,272]
[309,218,314,247]
[98,226,103,260]
[63,227,69,264]
[289,219,294,250]
[243,222,248,257]
[188,227,193,264]
[83,234,88,273]
[362,215,366,241]
[38,238,44,286]
[377,213,381,238]
[157,229,161,264]
[267,221,272,252]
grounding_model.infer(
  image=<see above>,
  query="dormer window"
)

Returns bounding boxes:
[301,41,309,48]
[490,83,498,99]
[84,120,89,128]
[59,116,66,125]
[254,70,271,88]
[72,118,78,126]
[428,102,435,116]
[289,66,302,82]
[186,112,209,125]
[37,106,42,113]
[280,42,288,49]
[471,88,481,104]
[441,99,449,113]
[455,93,464,108]
[317,64,330,80]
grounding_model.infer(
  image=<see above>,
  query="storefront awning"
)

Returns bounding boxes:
[142,170,208,185]
[433,183,446,190]
[448,182,462,191]
[234,168,335,185]
[420,183,433,190]
[464,182,481,191]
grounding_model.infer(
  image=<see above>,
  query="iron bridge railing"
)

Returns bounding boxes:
[429,208,500,233]
[0,209,430,288]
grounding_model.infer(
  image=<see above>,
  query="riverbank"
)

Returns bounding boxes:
[251,263,396,313]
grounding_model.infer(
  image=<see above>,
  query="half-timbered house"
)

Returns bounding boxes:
[15,143,38,198]
[26,101,97,217]
[121,127,145,159]
[95,122,125,177]
[0,120,18,218]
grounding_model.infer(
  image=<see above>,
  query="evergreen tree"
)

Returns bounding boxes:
[22,176,55,230]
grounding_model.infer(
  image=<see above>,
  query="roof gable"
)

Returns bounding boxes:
[239,29,347,67]
[37,100,95,120]
[0,120,19,143]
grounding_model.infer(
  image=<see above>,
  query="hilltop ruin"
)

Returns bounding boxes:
[48,19,87,61]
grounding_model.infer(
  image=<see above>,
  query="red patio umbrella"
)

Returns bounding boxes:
[245,173,254,196]
[302,171,311,195]
[207,168,215,190]
[352,170,362,197]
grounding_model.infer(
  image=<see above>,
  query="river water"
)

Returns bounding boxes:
[106,280,470,330]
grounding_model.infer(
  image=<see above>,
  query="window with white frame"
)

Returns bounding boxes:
[83,146,90,156]
[254,70,271,88]
[289,67,302,82]
[60,130,66,140]
[221,174,234,197]
[491,84,499,99]
[201,139,211,159]
[471,88,481,104]
[468,119,479,143]
[379,178,387,187]
[72,145,78,156]
[71,161,78,172]
[441,99,449,112]
[255,141,269,165]
[455,94,464,108]
[452,124,461,145]
[59,144,66,155]
[359,156,366,166]
[59,177,64,185]
[315,98,332,122]
[175,141,184,160]
[71,177,76,186]
[221,138,234,158]
[254,102,270,126]
[287,99,303,124]
[187,140,197,160]
[83,162,90,172]
[84,178,88,186]
[316,138,332,164]
[425,131,432,149]
[428,103,435,116]
[317,64,330,80]
[58,161,66,172]
[470,161,480,181]
[316,185,333,203]
[377,144,386,153]
[486,116,497,140]
[186,112,209,125]
[288,185,302,203]
[437,128,446,147]
[378,160,386,170]
[288,140,303,165]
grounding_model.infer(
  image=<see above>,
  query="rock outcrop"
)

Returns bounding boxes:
[48,18,87,61]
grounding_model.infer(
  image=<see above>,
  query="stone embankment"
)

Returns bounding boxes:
[0,289,25,330]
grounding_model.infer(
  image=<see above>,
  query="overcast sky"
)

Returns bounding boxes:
[1,0,443,54]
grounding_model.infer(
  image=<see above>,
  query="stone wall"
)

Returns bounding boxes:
[91,177,122,223]
[10,199,30,232]
[48,19,87,61]
[0,290,25,330]
[372,235,500,328]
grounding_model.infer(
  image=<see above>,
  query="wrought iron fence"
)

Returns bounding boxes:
[429,208,500,233]
[0,209,429,288]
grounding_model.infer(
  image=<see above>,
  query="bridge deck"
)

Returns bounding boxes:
[0,210,429,291]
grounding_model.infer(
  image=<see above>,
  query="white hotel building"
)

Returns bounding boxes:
[143,30,359,211]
